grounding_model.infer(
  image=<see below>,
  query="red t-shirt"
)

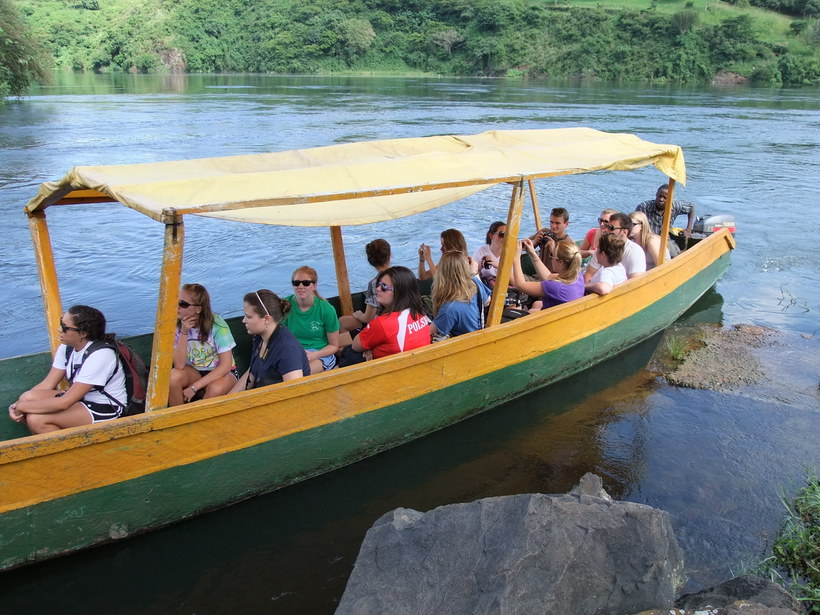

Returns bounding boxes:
[585,227,597,247]
[358,309,432,359]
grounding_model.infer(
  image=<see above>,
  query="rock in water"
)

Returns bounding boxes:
[336,474,684,615]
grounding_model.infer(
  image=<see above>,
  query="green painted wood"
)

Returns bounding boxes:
[0,254,730,570]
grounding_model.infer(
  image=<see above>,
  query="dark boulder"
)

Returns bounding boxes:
[336,473,684,615]
[674,574,799,613]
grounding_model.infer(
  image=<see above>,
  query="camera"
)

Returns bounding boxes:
[538,229,556,246]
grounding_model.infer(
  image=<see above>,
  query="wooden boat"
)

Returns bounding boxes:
[0,128,734,571]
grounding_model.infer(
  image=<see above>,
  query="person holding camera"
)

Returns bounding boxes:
[529,207,573,274]
[473,221,506,287]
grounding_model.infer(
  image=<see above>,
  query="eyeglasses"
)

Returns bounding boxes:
[59,321,81,333]
[178,300,199,308]
[603,223,615,231]
[598,218,610,224]
[376,282,394,292]
[609,227,624,231]
[497,231,506,238]
[291,280,315,287]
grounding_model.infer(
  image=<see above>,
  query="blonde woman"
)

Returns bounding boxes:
[431,252,490,338]
[629,211,670,269]
[580,208,618,258]
[512,239,585,311]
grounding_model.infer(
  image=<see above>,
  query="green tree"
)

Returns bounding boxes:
[0,0,51,98]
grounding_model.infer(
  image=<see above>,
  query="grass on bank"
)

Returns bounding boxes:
[758,469,820,613]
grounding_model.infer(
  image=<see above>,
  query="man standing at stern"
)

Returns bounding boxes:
[635,183,696,237]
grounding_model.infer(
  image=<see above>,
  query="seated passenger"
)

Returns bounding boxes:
[583,212,646,282]
[339,238,391,333]
[8,305,127,434]
[283,266,340,375]
[430,252,491,339]
[232,290,310,390]
[580,208,618,259]
[170,283,238,407]
[473,221,506,285]
[348,266,432,362]
[635,183,696,237]
[512,238,584,310]
[419,228,472,281]
[629,211,670,269]
[529,207,574,272]
[585,233,627,296]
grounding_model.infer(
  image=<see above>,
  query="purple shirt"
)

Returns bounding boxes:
[540,273,585,308]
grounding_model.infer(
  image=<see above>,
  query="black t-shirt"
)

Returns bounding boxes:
[247,326,310,389]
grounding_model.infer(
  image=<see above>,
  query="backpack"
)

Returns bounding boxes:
[65,340,148,416]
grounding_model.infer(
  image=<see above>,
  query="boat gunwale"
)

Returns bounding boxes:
[0,229,735,464]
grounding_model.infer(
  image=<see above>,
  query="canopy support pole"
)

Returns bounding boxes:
[657,178,675,266]
[486,180,524,327]
[28,211,63,354]
[146,218,184,411]
[528,179,542,233]
[330,226,353,316]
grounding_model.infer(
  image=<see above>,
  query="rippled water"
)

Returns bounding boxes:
[0,74,817,613]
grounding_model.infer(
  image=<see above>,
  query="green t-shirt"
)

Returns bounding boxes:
[282,296,339,350]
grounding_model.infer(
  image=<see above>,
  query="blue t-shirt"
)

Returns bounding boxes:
[246,326,310,389]
[433,278,491,337]
[539,272,585,309]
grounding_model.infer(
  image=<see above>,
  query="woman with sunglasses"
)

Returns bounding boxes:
[282,266,340,375]
[170,283,238,407]
[8,305,126,433]
[472,221,506,286]
[231,290,310,391]
[629,211,669,269]
[580,208,618,259]
[343,266,431,364]
[512,238,585,311]
[418,228,472,282]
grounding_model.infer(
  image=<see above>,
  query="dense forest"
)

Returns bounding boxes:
[2,0,819,97]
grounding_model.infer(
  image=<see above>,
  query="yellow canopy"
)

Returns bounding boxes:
[25,127,685,227]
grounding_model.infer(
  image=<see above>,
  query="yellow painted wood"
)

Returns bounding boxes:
[55,190,116,206]
[146,220,184,411]
[27,211,63,354]
[487,180,525,326]
[0,230,734,513]
[330,226,353,316]
[529,179,542,233]
[657,178,675,265]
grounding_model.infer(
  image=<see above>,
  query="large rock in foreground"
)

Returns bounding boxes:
[336,473,684,615]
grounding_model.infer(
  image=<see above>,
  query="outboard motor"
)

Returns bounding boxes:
[671,213,736,252]
[692,213,736,236]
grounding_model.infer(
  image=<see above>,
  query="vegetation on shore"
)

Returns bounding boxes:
[759,470,820,613]
[0,0,50,97]
[2,0,819,98]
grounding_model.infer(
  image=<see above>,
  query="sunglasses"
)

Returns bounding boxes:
[376,282,394,292]
[291,280,315,287]
[59,321,81,333]
[178,300,199,308]
[497,231,506,238]
[598,218,610,224]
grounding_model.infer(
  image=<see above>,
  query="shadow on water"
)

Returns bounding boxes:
[2,289,817,614]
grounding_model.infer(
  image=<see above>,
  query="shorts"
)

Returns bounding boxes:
[308,350,337,371]
[57,391,120,423]
[197,367,240,380]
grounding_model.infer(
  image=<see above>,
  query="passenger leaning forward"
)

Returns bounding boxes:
[585,233,627,296]
[338,238,391,334]
[169,283,238,407]
[342,266,432,365]
[8,305,126,434]
[282,266,340,375]
[418,228,471,281]
[430,252,491,339]
[231,290,310,390]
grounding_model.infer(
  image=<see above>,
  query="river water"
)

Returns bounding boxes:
[0,74,818,613]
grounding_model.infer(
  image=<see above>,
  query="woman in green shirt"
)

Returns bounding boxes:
[282,266,341,375]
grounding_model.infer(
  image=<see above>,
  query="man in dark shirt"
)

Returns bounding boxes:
[635,184,696,237]
[530,207,573,273]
